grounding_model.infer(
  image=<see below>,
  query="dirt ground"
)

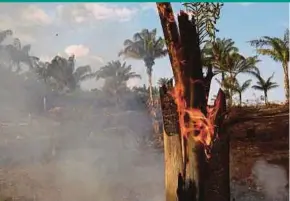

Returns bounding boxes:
[228,104,289,181]
[0,104,288,201]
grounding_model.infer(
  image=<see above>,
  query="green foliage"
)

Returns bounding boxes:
[96,60,141,94]
[251,71,279,104]
[119,28,167,101]
[231,79,252,94]
[183,3,224,44]
[157,77,170,86]
[203,38,238,71]
[33,55,92,93]
[119,28,167,74]
[249,29,289,100]
[249,28,289,63]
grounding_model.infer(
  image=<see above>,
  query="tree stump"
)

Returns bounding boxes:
[156,3,229,201]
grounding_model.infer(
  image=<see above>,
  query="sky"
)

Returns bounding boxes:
[0,2,288,104]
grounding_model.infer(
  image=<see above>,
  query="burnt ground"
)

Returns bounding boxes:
[227,104,289,201]
[227,104,289,181]
[0,102,288,201]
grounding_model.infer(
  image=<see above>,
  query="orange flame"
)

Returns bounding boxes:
[169,80,216,159]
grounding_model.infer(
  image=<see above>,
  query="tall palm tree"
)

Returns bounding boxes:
[95,60,141,95]
[5,38,33,72]
[203,37,239,80]
[251,72,279,104]
[221,53,260,106]
[231,79,252,106]
[157,77,170,86]
[249,28,289,101]
[220,53,260,77]
[119,28,167,102]
[204,38,260,106]
[34,55,92,92]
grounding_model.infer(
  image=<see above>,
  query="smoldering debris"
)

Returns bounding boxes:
[231,159,289,201]
[252,159,288,201]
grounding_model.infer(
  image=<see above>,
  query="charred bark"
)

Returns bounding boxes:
[157,3,229,201]
[205,89,229,201]
[160,81,183,201]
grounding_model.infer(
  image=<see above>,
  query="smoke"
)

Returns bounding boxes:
[252,159,288,201]
[0,67,165,201]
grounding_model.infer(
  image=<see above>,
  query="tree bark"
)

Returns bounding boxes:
[160,82,183,201]
[157,3,229,201]
[264,90,268,105]
[204,89,229,201]
[148,71,153,103]
[239,92,242,107]
[283,63,289,101]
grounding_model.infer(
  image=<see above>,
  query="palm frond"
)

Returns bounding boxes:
[252,85,264,91]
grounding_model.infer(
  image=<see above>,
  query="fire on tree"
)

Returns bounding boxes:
[156,3,229,201]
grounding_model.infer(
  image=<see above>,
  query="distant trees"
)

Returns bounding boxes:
[0,25,286,107]
[95,60,141,98]
[34,55,93,93]
[251,72,279,104]
[231,79,252,106]
[5,38,34,72]
[203,38,260,106]
[119,28,167,102]
[250,28,289,101]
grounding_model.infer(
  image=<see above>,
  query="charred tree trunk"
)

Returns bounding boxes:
[160,81,183,201]
[157,3,229,201]
[204,90,229,201]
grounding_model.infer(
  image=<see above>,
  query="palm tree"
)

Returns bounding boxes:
[157,77,170,86]
[222,53,260,106]
[249,29,289,101]
[220,53,260,77]
[5,38,34,72]
[231,79,252,106]
[119,28,167,102]
[34,55,92,92]
[0,29,12,45]
[203,38,239,80]
[204,38,260,106]
[0,30,13,68]
[251,72,279,104]
[95,60,141,95]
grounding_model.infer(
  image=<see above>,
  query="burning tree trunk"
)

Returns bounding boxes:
[160,80,183,201]
[157,3,228,201]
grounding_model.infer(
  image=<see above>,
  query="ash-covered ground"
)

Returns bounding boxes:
[0,68,288,201]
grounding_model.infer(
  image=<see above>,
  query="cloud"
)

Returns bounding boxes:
[127,77,142,88]
[237,3,254,6]
[57,3,138,24]
[65,44,90,57]
[140,3,156,11]
[21,5,52,25]
[0,4,52,43]
[0,4,52,27]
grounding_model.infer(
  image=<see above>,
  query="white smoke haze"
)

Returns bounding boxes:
[231,158,289,201]
[252,159,288,201]
[0,3,288,201]
[0,64,165,201]
[0,60,288,201]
